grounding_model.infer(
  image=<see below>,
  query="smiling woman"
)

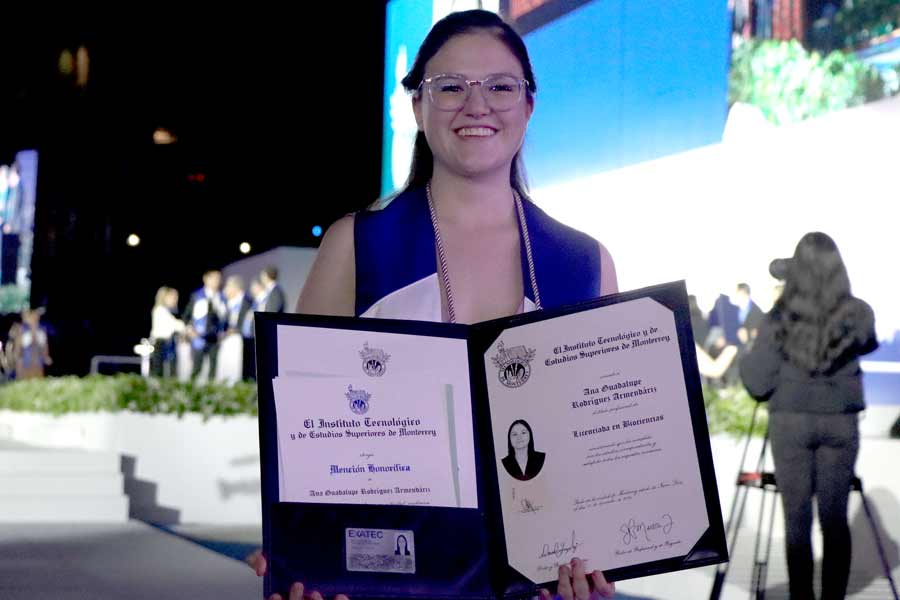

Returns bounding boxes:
[296,10,617,327]
[255,9,618,600]
[410,31,534,191]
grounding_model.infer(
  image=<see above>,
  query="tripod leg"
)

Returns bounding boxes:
[755,487,779,600]
[710,485,748,600]
[709,404,763,600]
[859,490,900,600]
[751,487,773,599]
[726,404,761,539]
[751,432,772,599]
[709,568,727,600]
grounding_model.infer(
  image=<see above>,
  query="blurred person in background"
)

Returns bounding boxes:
[7,307,52,379]
[223,275,253,379]
[734,282,764,346]
[150,286,184,377]
[259,266,286,313]
[741,232,879,600]
[183,270,227,382]
[241,279,265,380]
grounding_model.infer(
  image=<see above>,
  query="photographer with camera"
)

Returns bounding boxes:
[740,232,879,600]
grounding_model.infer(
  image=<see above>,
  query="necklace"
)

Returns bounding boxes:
[425,181,542,324]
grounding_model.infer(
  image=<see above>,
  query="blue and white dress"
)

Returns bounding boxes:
[354,186,602,321]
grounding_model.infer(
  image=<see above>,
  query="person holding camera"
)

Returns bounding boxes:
[740,232,879,600]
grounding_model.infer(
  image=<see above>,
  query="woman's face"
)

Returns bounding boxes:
[510,423,530,450]
[165,290,178,308]
[413,31,532,182]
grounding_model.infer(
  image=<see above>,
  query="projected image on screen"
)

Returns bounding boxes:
[499,0,593,33]
[382,1,900,413]
[0,149,37,313]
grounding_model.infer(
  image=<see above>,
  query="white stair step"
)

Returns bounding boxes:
[0,472,124,495]
[0,449,121,474]
[0,494,129,522]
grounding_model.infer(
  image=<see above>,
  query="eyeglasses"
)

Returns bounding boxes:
[418,73,531,111]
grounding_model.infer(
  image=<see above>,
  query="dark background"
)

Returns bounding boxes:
[0,6,387,374]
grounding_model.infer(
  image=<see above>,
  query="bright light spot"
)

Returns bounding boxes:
[127,234,141,247]
[134,340,154,357]
[312,225,323,237]
[153,128,177,145]
[240,242,251,254]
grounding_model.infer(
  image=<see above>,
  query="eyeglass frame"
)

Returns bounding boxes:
[416,73,533,112]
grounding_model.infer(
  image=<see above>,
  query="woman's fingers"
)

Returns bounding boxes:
[557,563,574,600]
[557,559,615,600]
[570,558,591,600]
[246,549,267,577]
[591,570,616,598]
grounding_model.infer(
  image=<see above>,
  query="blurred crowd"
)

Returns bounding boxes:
[149,265,286,381]
[691,281,776,386]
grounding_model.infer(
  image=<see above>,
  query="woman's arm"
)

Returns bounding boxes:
[694,344,738,379]
[739,317,781,401]
[856,300,879,356]
[598,241,618,297]
[296,215,356,316]
[255,220,358,595]
[164,307,186,335]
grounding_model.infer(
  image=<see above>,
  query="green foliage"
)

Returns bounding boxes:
[0,374,258,420]
[0,284,30,314]
[833,0,900,48]
[704,384,768,438]
[1,374,761,440]
[729,39,894,125]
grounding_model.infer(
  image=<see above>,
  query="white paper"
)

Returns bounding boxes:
[276,325,478,508]
[485,297,709,583]
[273,375,460,507]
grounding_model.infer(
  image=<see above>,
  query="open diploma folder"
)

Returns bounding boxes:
[256,281,727,599]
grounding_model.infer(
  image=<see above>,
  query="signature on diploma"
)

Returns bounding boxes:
[519,498,543,514]
[620,514,674,545]
[359,452,374,460]
[538,530,581,560]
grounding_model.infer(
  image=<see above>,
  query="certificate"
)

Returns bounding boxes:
[272,322,479,508]
[256,281,727,600]
[273,375,461,507]
[485,297,710,585]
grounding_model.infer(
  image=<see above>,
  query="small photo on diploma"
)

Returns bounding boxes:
[501,419,546,482]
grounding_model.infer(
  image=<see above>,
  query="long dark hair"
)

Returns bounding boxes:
[400,9,537,196]
[506,419,536,458]
[395,534,409,555]
[772,232,864,373]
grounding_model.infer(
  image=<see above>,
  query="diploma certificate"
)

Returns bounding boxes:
[256,281,727,600]
[485,297,710,583]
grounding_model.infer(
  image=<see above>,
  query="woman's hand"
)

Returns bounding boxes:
[247,548,267,577]
[539,558,615,600]
[246,549,350,600]
[269,583,350,600]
